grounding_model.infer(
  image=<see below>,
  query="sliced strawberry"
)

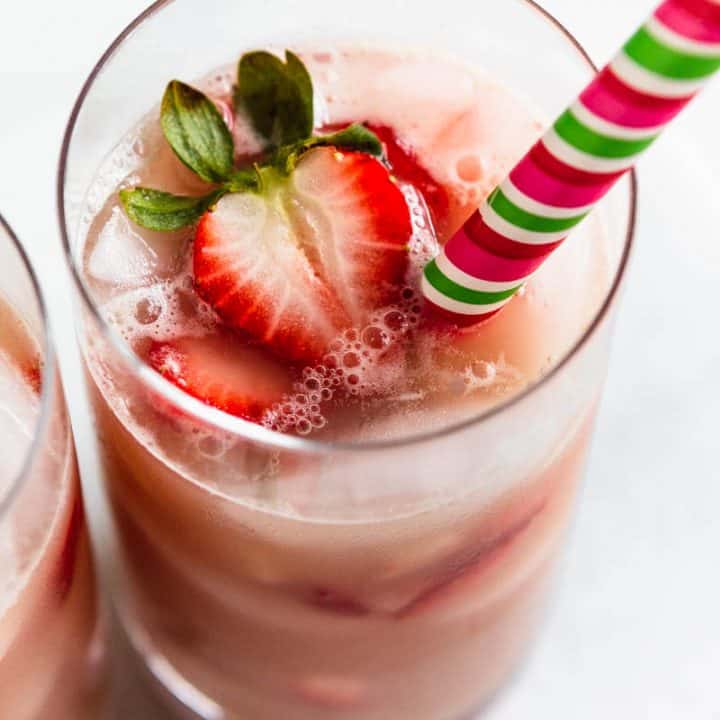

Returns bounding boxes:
[398,501,547,619]
[148,334,292,420]
[194,147,411,364]
[365,124,449,230]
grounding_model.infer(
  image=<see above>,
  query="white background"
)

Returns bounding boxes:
[1,1,719,718]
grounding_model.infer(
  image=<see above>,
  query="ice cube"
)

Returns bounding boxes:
[88,207,159,287]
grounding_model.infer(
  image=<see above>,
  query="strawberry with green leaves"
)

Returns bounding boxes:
[122,51,412,377]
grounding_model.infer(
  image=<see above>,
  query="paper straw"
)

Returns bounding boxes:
[422,0,720,322]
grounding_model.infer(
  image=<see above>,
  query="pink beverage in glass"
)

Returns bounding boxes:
[0,216,108,719]
[59,3,634,718]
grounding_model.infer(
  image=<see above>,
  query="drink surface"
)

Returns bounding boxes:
[81,47,612,458]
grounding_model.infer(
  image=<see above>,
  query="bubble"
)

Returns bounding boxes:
[296,418,312,435]
[362,325,390,350]
[472,360,496,383]
[197,434,227,459]
[455,154,485,183]
[305,377,321,391]
[132,138,145,157]
[412,214,427,230]
[134,297,162,325]
[343,352,361,368]
[347,374,360,386]
[384,310,407,332]
[344,329,359,343]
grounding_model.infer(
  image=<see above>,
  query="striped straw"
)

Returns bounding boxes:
[422,0,720,322]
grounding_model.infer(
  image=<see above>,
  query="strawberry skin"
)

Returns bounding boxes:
[148,334,291,420]
[194,148,411,365]
[366,124,449,230]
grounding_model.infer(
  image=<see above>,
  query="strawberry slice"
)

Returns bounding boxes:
[194,147,411,364]
[148,334,292,420]
[366,124,449,230]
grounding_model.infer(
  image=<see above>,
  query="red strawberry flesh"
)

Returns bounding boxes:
[148,334,292,420]
[365,124,449,229]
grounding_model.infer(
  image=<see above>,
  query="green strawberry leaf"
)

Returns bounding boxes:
[161,80,235,184]
[235,50,314,147]
[119,187,227,231]
[316,124,384,158]
[272,124,384,174]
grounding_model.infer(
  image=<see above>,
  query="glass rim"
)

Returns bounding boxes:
[57,0,637,456]
[0,213,58,519]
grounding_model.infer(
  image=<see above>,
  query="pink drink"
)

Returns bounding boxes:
[0,257,107,717]
[72,45,628,720]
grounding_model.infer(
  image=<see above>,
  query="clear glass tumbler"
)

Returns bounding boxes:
[0,214,108,719]
[58,1,635,718]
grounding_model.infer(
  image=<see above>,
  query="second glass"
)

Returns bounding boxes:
[0,214,108,719]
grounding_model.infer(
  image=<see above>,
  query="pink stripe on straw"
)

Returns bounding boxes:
[465,212,564,259]
[444,223,552,283]
[581,67,692,128]
[510,142,621,209]
[423,298,501,326]
[657,0,720,42]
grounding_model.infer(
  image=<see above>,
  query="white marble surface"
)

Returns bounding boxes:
[1,1,719,717]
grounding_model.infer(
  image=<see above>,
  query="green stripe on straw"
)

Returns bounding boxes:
[625,26,720,79]
[554,109,658,158]
[488,187,588,232]
[424,260,521,305]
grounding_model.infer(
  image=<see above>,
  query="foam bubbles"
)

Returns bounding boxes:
[403,184,439,271]
[100,261,217,347]
[455,154,485,183]
[262,286,425,436]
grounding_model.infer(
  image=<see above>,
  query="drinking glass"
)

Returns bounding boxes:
[0,213,108,719]
[58,1,636,717]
